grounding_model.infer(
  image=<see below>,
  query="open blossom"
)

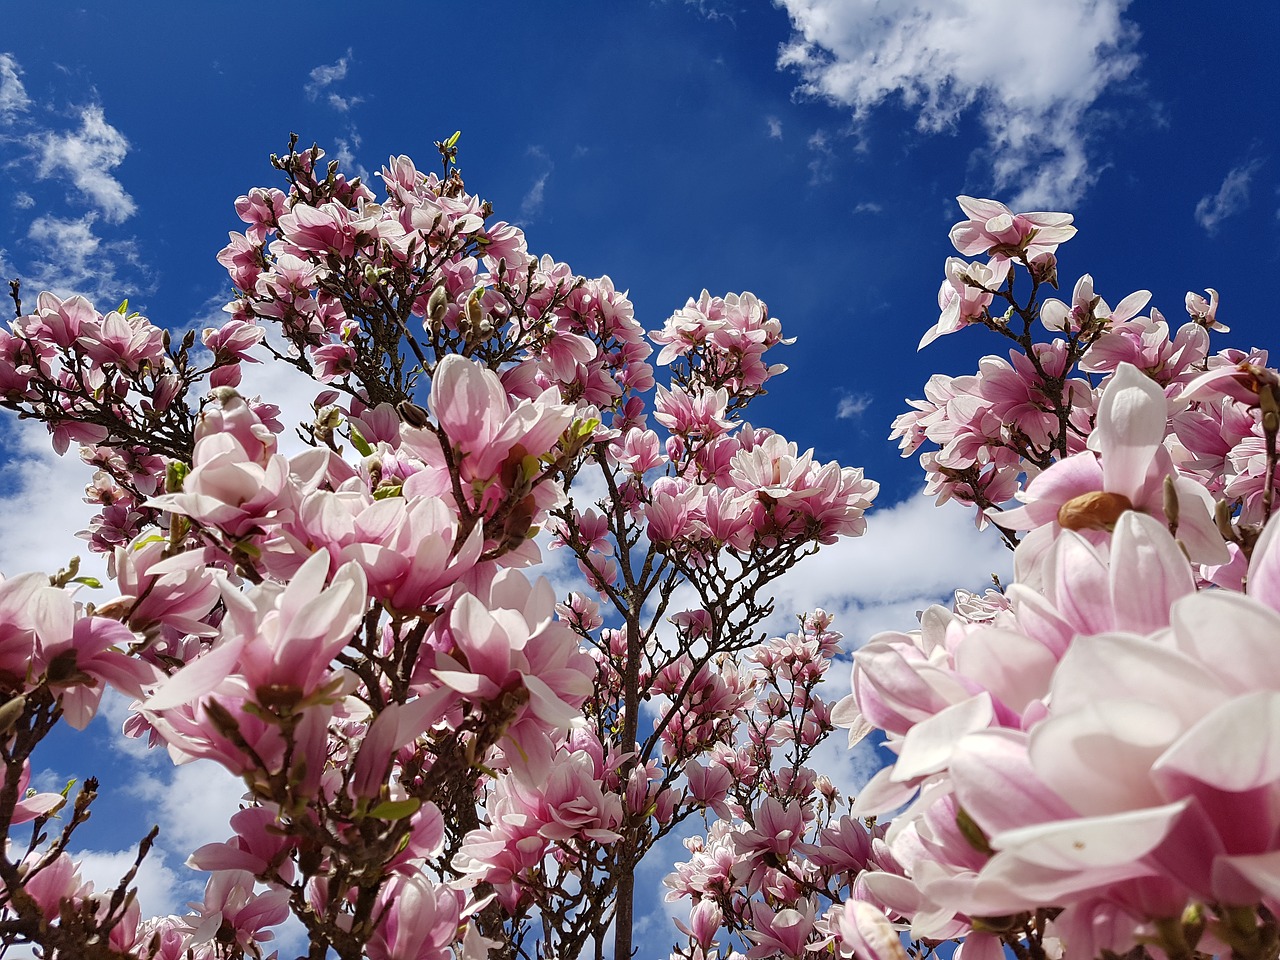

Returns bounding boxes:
[1040,274,1151,334]
[1081,308,1209,385]
[430,354,576,485]
[920,257,1009,349]
[145,551,367,729]
[949,196,1076,263]
[1186,287,1228,332]
[999,363,1226,564]
[933,517,1280,937]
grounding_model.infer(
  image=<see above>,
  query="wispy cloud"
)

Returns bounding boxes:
[806,128,835,185]
[305,51,368,181]
[1195,158,1264,235]
[835,392,871,419]
[306,51,364,113]
[29,104,136,222]
[774,0,1142,207]
[679,0,742,23]
[521,145,554,220]
[766,115,783,140]
[305,50,351,101]
[0,52,31,121]
[20,213,144,303]
[522,172,550,218]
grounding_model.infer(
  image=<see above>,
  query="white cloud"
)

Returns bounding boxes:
[522,171,550,218]
[1195,158,1264,234]
[853,201,882,215]
[131,761,248,857]
[0,53,31,121]
[0,419,105,580]
[12,190,34,209]
[766,115,783,140]
[327,91,363,113]
[74,846,191,919]
[29,105,136,222]
[774,0,1142,207]
[331,133,369,183]
[521,146,555,220]
[835,392,870,419]
[20,212,143,303]
[305,51,352,100]
[806,128,835,185]
[761,493,1012,643]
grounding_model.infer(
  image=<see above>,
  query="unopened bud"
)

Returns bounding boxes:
[1163,475,1180,533]
[1262,385,1280,434]
[1216,497,1237,542]
[427,286,449,323]
[314,405,342,432]
[465,290,484,331]
[0,695,26,735]
[397,401,429,428]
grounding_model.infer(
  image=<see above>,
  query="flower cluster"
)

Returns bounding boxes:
[0,138,878,960]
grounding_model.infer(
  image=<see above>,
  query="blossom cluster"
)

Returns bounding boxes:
[0,138,878,960]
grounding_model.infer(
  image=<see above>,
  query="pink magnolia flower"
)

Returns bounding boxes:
[76,306,167,371]
[1040,274,1150,334]
[744,899,818,960]
[188,805,297,882]
[430,354,575,485]
[366,873,462,960]
[422,570,595,773]
[146,551,367,712]
[825,899,907,960]
[920,258,1009,349]
[109,538,220,637]
[1081,309,1209,385]
[949,196,1076,263]
[184,870,290,952]
[8,760,65,824]
[1186,287,1228,332]
[999,363,1227,565]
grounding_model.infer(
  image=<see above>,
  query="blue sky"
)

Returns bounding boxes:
[1,0,1279,951]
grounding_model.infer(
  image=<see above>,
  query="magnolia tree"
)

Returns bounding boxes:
[0,135,1276,960]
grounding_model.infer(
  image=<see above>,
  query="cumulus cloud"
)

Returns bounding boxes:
[29,104,137,222]
[74,847,189,919]
[0,52,30,120]
[19,212,144,303]
[774,0,1142,207]
[761,492,1011,642]
[1195,158,1264,234]
[0,418,106,580]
